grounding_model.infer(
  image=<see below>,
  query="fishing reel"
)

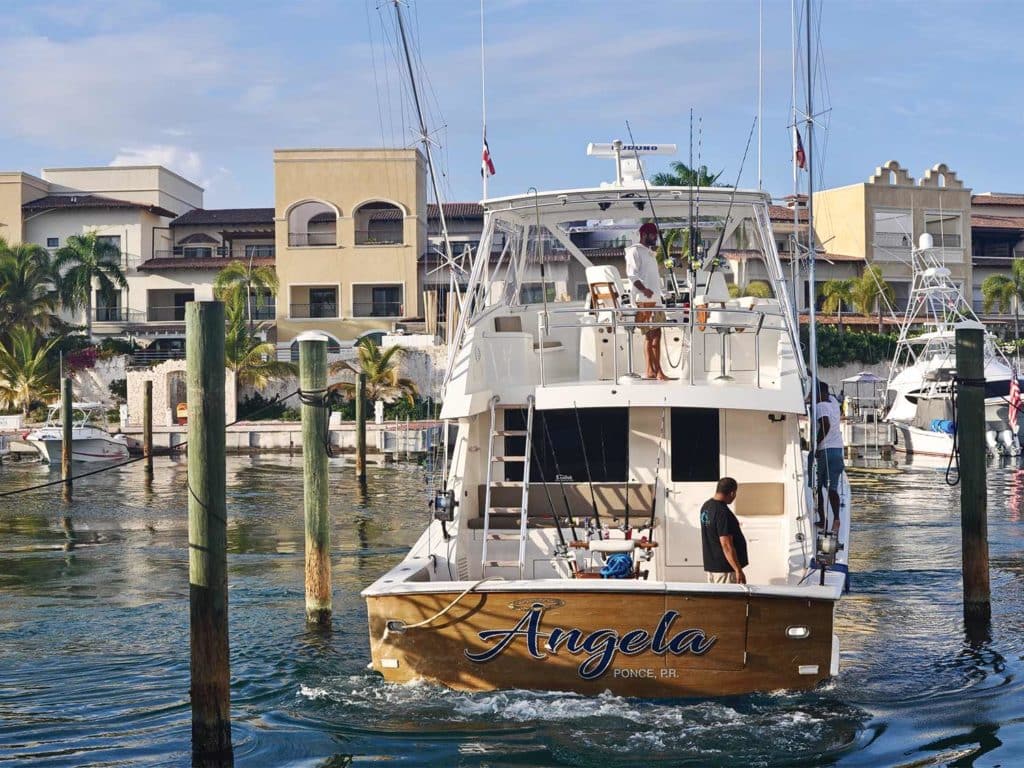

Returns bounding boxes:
[814,529,843,567]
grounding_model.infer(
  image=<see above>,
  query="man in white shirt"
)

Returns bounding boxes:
[810,380,845,532]
[625,222,669,380]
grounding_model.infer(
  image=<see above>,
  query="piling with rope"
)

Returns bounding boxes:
[299,332,332,626]
[61,377,72,503]
[185,301,233,763]
[143,379,153,475]
[955,324,991,623]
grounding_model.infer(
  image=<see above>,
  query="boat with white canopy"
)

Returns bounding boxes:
[25,402,129,464]
[362,142,850,696]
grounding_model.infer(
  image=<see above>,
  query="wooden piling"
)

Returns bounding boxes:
[299,333,332,626]
[355,373,367,481]
[955,324,991,623]
[186,301,233,763]
[61,377,72,502]
[143,379,153,475]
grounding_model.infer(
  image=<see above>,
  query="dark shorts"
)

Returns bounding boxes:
[810,447,844,491]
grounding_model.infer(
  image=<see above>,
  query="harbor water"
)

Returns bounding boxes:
[1,455,1022,766]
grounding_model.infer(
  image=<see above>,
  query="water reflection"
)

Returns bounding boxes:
[0,455,1021,766]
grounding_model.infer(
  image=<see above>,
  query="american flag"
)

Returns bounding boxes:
[481,135,496,177]
[794,127,806,170]
[1010,368,1021,433]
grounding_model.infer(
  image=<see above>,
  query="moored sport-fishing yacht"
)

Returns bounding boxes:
[361,143,851,697]
[885,235,1021,457]
[25,402,129,464]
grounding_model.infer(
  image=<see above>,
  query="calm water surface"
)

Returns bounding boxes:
[0,454,1022,767]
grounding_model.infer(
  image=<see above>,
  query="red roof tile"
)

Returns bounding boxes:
[971,214,1024,230]
[23,193,177,218]
[972,194,1024,207]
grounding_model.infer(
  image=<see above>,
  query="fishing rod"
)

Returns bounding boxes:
[705,116,758,279]
[625,120,682,300]
[646,407,666,546]
[530,440,578,575]
[573,402,603,539]
[540,414,580,542]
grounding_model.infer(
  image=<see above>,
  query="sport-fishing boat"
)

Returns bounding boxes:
[885,235,1020,457]
[25,402,129,464]
[362,142,851,696]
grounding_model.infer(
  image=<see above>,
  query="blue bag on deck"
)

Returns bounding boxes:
[600,552,633,579]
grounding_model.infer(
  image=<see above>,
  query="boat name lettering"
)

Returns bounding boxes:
[464,604,716,680]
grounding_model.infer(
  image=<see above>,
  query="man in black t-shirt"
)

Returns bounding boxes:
[700,477,749,584]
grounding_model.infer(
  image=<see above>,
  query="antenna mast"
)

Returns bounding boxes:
[805,0,819,474]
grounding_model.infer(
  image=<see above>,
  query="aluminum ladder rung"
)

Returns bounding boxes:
[480,396,535,579]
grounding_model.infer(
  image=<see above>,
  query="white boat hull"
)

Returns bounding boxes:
[891,422,954,457]
[26,434,129,463]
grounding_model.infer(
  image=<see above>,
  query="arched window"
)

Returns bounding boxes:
[288,200,338,247]
[353,201,404,246]
[889,170,897,185]
[937,173,946,188]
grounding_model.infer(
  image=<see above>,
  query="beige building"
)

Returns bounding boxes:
[273,148,427,353]
[814,161,972,311]
[0,166,203,336]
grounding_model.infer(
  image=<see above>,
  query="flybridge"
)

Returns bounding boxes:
[587,139,677,187]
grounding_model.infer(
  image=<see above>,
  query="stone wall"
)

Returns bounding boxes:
[126,360,237,427]
[71,356,127,405]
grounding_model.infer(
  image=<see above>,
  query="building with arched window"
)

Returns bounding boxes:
[273,148,426,351]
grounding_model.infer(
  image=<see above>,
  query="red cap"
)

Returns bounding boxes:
[639,222,658,237]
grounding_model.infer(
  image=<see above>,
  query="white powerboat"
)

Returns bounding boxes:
[25,402,130,464]
[886,236,1020,457]
[361,142,851,697]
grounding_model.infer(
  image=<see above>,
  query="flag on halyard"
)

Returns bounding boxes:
[794,127,806,170]
[482,135,496,177]
[1010,368,1020,432]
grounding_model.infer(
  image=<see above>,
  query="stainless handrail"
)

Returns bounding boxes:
[536,303,787,387]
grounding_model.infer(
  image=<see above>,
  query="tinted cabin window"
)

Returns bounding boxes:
[504,408,628,482]
[671,408,720,482]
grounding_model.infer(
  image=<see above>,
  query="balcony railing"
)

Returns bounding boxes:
[288,232,337,247]
[248,303,277,320]
[352,301,404,318]
[151,245,276,261]
[95,307,145,323]
[874,232,913,248]
[355,230,404,246]
[928,233,961,248]
[290,302,338,319]
[147,305,189,322]
[128,349,186,366]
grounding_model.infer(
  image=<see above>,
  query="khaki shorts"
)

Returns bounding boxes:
[636,301,666,328]
[706,571,738,584]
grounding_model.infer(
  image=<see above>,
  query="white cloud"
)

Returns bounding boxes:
[110,144,204,182]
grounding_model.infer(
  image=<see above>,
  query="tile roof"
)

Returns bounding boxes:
[429,202,483,219]
[22,193,177,218]
[971,214,1024,230]
[768,204,808,222]
[138,256,275,271]
[169,207,275,226]
[972,194,1024,207]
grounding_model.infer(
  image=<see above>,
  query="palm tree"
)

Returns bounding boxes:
[0,327,59,417]
[851,265,896,333]
[982,259,1024,340]
[0,239,60,338]
[329,337,418,406]
[820,279,855,330]
[222,292,295,401]
[655,227,693,269]
[213,260,279,330]
[652,161,724,187]
[54,231,127,340]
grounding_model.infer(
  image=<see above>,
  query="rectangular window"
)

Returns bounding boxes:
[183,246,212,259]
[46,237,59,248]
[244,244,275,258]
[371,286,402,316]
[308,287,338,318]
[519,282,556,304]
[503,407,628,483]
[671,408,720,482]
[872,210,912,254]
[925,211,962,248]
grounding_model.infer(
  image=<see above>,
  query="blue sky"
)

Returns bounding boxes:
[1,0,1021,208]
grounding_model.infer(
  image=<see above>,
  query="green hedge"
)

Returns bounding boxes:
[799,325,897,368]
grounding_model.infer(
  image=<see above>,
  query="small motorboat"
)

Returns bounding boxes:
[25,402,129,464]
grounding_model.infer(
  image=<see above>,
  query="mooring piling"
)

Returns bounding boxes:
[299,332,332,626]
[61,377,72,503]
[955,323,991,623]
[355,372,367,481]
[143,379,153,476]
[186,301,233,764]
